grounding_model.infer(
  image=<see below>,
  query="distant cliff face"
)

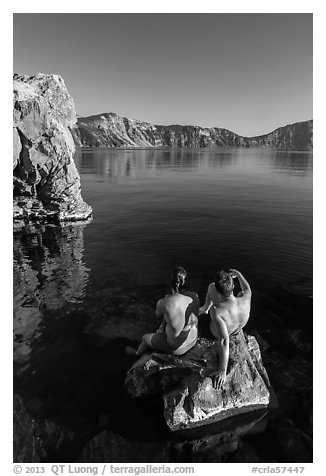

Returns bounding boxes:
[246,120,313,151]
[73,113,162,148]
[13,73,92,223]
[74,114,313,151]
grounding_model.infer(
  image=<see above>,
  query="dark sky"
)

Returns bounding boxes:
[13,13,312,136]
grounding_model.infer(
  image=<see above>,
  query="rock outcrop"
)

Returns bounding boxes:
[73,112,313,151]
[13,73,92,223]
[125,331,274,431]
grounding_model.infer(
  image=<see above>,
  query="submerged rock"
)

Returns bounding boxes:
[171,410,268,462]
[13,73,92,223]
[14,394,41,463]
[273,420,313,463]
[125,331,274,431]
[78,430,170,463]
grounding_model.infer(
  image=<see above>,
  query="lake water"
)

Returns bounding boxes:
[13,147,313,462]
[76,147,312,296]
[14,147,313,354]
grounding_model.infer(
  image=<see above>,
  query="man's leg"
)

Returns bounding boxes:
[135,333,153,356]
[126,334,153,357]
[125,333,155,356]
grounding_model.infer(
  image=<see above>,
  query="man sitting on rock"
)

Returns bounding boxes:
[126,266,200,357]
[199,269,252,390]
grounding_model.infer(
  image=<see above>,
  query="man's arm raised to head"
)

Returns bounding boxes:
[230,269,252,296]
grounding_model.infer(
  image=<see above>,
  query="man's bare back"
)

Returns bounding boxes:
[157,291,199,350]
[199,269,252,389]
[129,265,200,358]
[209,286,251,337]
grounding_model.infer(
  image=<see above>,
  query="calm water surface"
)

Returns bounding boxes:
[14,147,313,358]
[76,147,312,295]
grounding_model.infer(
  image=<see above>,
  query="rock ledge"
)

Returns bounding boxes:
[125,331,273,431]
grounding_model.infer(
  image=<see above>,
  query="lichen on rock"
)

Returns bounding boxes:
[125,330,274,431]
[13,73,92,223]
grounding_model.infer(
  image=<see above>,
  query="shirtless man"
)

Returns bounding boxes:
[199,269,252,390]
[128,267,199,357]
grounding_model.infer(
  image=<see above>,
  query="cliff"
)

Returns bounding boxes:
[73,113,162,148]
[244,120,313,151]
[13,73,92,223]
[73,113,313,151]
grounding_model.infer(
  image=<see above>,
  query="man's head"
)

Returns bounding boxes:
[171,266,187,293]
[214,270,234,297]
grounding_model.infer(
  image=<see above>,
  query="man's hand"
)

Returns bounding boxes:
[229,268,240,278]
[229,268,251,294]
[210,370,227,390]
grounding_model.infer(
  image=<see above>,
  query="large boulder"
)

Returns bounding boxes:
[125,331,274,431]
[13,73,92,223]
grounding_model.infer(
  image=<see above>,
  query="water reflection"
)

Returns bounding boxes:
[79,148,238,179]
[13,222,90,364]
[272,151,313,176]
[76,147,312,293]
[78,147,312,181]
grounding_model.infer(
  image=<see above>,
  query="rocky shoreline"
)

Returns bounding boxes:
[13,73,92,225]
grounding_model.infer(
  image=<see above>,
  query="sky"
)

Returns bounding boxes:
[13,13,312,139]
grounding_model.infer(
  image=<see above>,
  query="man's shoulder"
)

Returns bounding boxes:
[182,290,199,300]
[157,294,175,309]
[161,294,179,308]
[156,296,165,307]
[236,290,252,301]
